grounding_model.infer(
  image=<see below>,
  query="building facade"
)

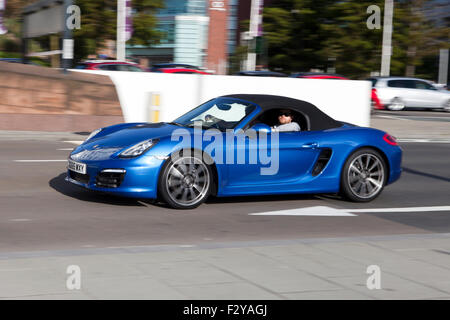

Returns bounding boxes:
[127,0,240,74]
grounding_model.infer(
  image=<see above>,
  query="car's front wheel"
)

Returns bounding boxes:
[158,151,213,209]
[443,99,450,112]
[340,148,387,202]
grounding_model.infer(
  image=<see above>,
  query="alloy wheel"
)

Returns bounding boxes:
[165,156,210,207]
[347,153,385,199]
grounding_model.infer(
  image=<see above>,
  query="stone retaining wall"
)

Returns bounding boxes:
[0,62,123,132]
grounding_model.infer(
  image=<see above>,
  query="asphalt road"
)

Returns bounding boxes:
[1,138,449,253]
[373,109,450,122]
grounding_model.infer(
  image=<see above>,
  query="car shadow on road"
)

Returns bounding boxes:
[49,172,151,207]
[205,193,326,204]
[402,167,450,183]
[49,172,343,208]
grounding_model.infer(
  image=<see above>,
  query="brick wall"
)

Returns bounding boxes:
[206,0,229,74]
[0,62,124,132]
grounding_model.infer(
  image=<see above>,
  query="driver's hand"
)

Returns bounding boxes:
[205,114,217,122]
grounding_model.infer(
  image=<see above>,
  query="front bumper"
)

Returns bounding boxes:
[65,156,165,199]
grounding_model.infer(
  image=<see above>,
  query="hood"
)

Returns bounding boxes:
[70,123,184,160]
[84,123,179,149]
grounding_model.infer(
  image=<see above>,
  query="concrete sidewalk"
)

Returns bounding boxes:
[1,233,450,300]
[370,116,450,140]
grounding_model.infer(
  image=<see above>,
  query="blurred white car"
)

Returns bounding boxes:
[368,77,450,111]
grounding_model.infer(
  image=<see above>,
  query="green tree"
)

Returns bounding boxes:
[74,0,165,62]
[391,0,449,79]
[324,0,384,78]
[263,0,449,79]
[263,0,338,73]
[1,0,165,63]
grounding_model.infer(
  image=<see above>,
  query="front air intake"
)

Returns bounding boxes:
[312,148,332,176]
[96,169,126,188]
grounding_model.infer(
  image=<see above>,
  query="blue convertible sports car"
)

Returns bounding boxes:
[66,94,402,209]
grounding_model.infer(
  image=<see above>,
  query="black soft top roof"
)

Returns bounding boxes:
[222,94,341,131]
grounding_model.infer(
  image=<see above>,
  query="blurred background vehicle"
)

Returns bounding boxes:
[433,83,449,91]
[288,72,385,110]
[290,72,349,80]
[75,60,145,71]
[368,77,450,111]
[149,63,211,74]
[234,70,288,77]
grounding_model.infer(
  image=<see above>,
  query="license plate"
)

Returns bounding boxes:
[68,159,87,175]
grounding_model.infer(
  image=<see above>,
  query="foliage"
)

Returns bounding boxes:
[263,0,449,80]
[0,0,165,63]
[73,0,165,62]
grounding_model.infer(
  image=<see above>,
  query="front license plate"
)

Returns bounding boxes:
[68,159,87,175]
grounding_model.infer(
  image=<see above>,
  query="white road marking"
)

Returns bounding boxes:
[350,206,450,213]
[14,160,67,163]
[250,206,356,217]
[397,138,450,143]
[249,205,450,217]
[63,140,84,146]
[9,219,32,222]
[58,148,74,151]
[375,115,410,121]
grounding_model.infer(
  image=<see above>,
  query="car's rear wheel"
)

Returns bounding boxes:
[158,151,212,209]
[388,97,405,111]
[340,148,387,202]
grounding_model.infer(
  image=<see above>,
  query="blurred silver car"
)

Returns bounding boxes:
[368,77,450,111]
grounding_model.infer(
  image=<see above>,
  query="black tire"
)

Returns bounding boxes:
[443,99,450,112]
[158,150,213,209]
[340,148,387,202]
[387,97,405,111]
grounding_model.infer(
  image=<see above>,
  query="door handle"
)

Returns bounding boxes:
[301,142,319,149]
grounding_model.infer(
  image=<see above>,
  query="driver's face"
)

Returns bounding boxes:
[278,114,292,124]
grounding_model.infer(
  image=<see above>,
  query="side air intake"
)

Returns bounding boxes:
[312,148,332,176]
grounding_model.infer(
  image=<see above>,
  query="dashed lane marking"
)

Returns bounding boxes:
[63,141,84,146]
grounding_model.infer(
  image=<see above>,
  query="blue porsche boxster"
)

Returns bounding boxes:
[66,94,402,209]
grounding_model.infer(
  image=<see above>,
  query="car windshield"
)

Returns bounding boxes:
[173,98,257,131]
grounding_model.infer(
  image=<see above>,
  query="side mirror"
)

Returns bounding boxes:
[250,123,271,133]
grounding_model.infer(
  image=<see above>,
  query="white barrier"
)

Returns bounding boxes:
[73,70,372,127]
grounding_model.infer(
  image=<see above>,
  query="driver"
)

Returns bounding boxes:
[272,109,300,132]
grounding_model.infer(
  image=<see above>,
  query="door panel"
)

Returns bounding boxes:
[224,131,321,187]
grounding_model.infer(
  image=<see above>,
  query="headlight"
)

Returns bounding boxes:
[119,139,157,158]
[85,128,102,143]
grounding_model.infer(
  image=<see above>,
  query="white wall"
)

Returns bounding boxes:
[73,71,372,127]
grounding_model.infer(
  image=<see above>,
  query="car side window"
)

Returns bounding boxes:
[387,80,401,88]
[126,65,143,72]
[98,64,118,71]
[415,81,435,90]
[388,80,415,88]
[250,109,307,131]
